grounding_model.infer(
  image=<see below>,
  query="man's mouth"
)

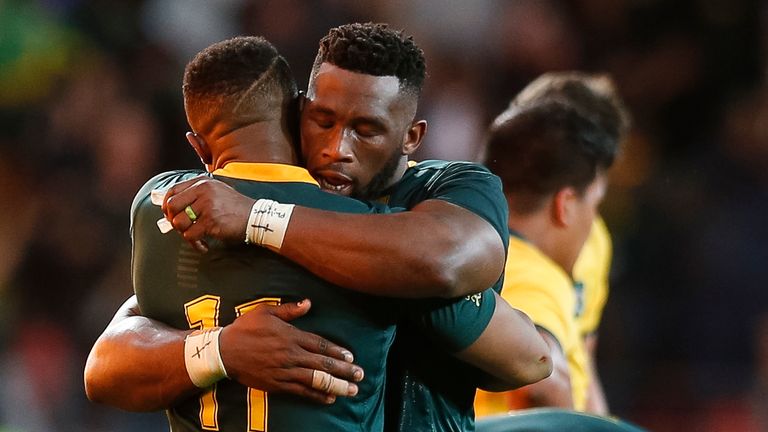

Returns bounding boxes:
[315,170,354,195]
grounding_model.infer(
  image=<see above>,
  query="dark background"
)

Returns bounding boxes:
[1,0,766,430]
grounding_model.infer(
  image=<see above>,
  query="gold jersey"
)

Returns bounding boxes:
[475,221,612,415]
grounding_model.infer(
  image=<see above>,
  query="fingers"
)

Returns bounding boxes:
[305,351,364,383]
[311,370,358,397]
[269,299,313,322]
[277,382,339,405]
[298,330,356,364]
[171,203,199,233]
[266,300,359,366]
[164,183,203,222]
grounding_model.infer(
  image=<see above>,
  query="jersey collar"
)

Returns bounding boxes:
[212,162,319,186]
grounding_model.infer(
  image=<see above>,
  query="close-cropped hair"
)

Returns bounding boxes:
[311,22,426,96]
[511,71,631,146]
[183,36,298,135]
[485,100,618,214]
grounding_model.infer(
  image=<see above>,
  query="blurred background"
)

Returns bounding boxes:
[0,0,766,430]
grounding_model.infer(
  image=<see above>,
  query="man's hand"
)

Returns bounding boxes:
[162,176,255,252]
[220,299,364,404]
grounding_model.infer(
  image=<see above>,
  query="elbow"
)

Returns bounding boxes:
[84,350,108,404]
[426,248,483,298]
[530,352,554,384]
[409,245,464,298]
[83,347,161,412]
[429,242,504,299]
[430,264,464,298]
[511,351,553,389]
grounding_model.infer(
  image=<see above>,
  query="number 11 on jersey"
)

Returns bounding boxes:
[185,295,280,431]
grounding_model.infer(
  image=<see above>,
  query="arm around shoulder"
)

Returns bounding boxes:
[280,199,505,298]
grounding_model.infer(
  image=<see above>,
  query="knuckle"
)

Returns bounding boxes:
[322,357,335,371]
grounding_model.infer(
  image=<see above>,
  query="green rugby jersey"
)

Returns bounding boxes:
[382,160,510,432]
[131,163,398,432]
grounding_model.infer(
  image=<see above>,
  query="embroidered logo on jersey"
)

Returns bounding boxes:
[573,281,585,317]
[465,292,482,307]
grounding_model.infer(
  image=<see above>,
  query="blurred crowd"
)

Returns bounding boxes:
[0,0,766,430]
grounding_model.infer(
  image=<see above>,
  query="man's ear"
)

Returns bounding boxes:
[552,187,577,228]
[186,132,213,170]
[402,119,427,155]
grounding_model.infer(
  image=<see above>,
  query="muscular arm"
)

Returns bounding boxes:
[84,296,197,411]
[584,332,609,414]
[454,292,552,391]
[163,178,505,299]
[280,200,504,298]
[84,296,364,411]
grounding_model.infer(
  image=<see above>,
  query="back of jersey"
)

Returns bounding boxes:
[131,167,397,432]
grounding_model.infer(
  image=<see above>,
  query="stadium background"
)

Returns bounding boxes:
[0,0,766,430]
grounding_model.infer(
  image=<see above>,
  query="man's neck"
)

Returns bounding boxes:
[211,121,297,170]
[508,212,575,276]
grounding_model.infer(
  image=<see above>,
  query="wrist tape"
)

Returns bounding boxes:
[184,327,228,388]
[244,199,295,250]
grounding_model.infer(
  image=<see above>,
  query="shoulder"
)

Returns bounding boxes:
[404,159,496,185]
[505,236,572,291]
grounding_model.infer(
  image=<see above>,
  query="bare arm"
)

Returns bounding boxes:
[583,332,609,414]
[163,178,505,298]
[84,295,196,411]
[280,200,504,298]
[84,296,364,411]
[515,330,574,408]
[454,292,552,391]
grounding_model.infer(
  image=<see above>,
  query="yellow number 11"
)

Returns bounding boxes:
[184,295,280,431]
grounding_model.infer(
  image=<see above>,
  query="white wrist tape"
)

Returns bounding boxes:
[184,327,228,388]
[244,199,295,250]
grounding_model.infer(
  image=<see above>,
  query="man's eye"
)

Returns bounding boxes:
[356,126,379,137]
[314,119,333,129]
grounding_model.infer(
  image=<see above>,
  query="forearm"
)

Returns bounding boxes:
[280,200,504,298]
[84,299,198,411]
[456,293,552,391]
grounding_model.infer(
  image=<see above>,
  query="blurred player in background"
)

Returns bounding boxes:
[475,72,629,415]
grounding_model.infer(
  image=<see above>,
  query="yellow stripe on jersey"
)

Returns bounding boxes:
[213,162,319,186]
[573,217,612,336]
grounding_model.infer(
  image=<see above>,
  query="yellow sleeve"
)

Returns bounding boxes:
[573,217,612,336]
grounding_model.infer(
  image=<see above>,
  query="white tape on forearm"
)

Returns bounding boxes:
[244,199,295,250]
[184,327,228,388]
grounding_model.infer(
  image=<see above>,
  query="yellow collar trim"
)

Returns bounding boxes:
[213,162,319,186]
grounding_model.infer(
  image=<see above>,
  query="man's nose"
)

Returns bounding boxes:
[322,129,354,162]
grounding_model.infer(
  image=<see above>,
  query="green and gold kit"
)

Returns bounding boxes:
[131,163,397,432]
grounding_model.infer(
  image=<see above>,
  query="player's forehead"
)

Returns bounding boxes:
[306,63,404,118]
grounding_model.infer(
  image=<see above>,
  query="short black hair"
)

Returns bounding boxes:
[485,100,618,214]
[311,22,426,95]
[183,36,297,136]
